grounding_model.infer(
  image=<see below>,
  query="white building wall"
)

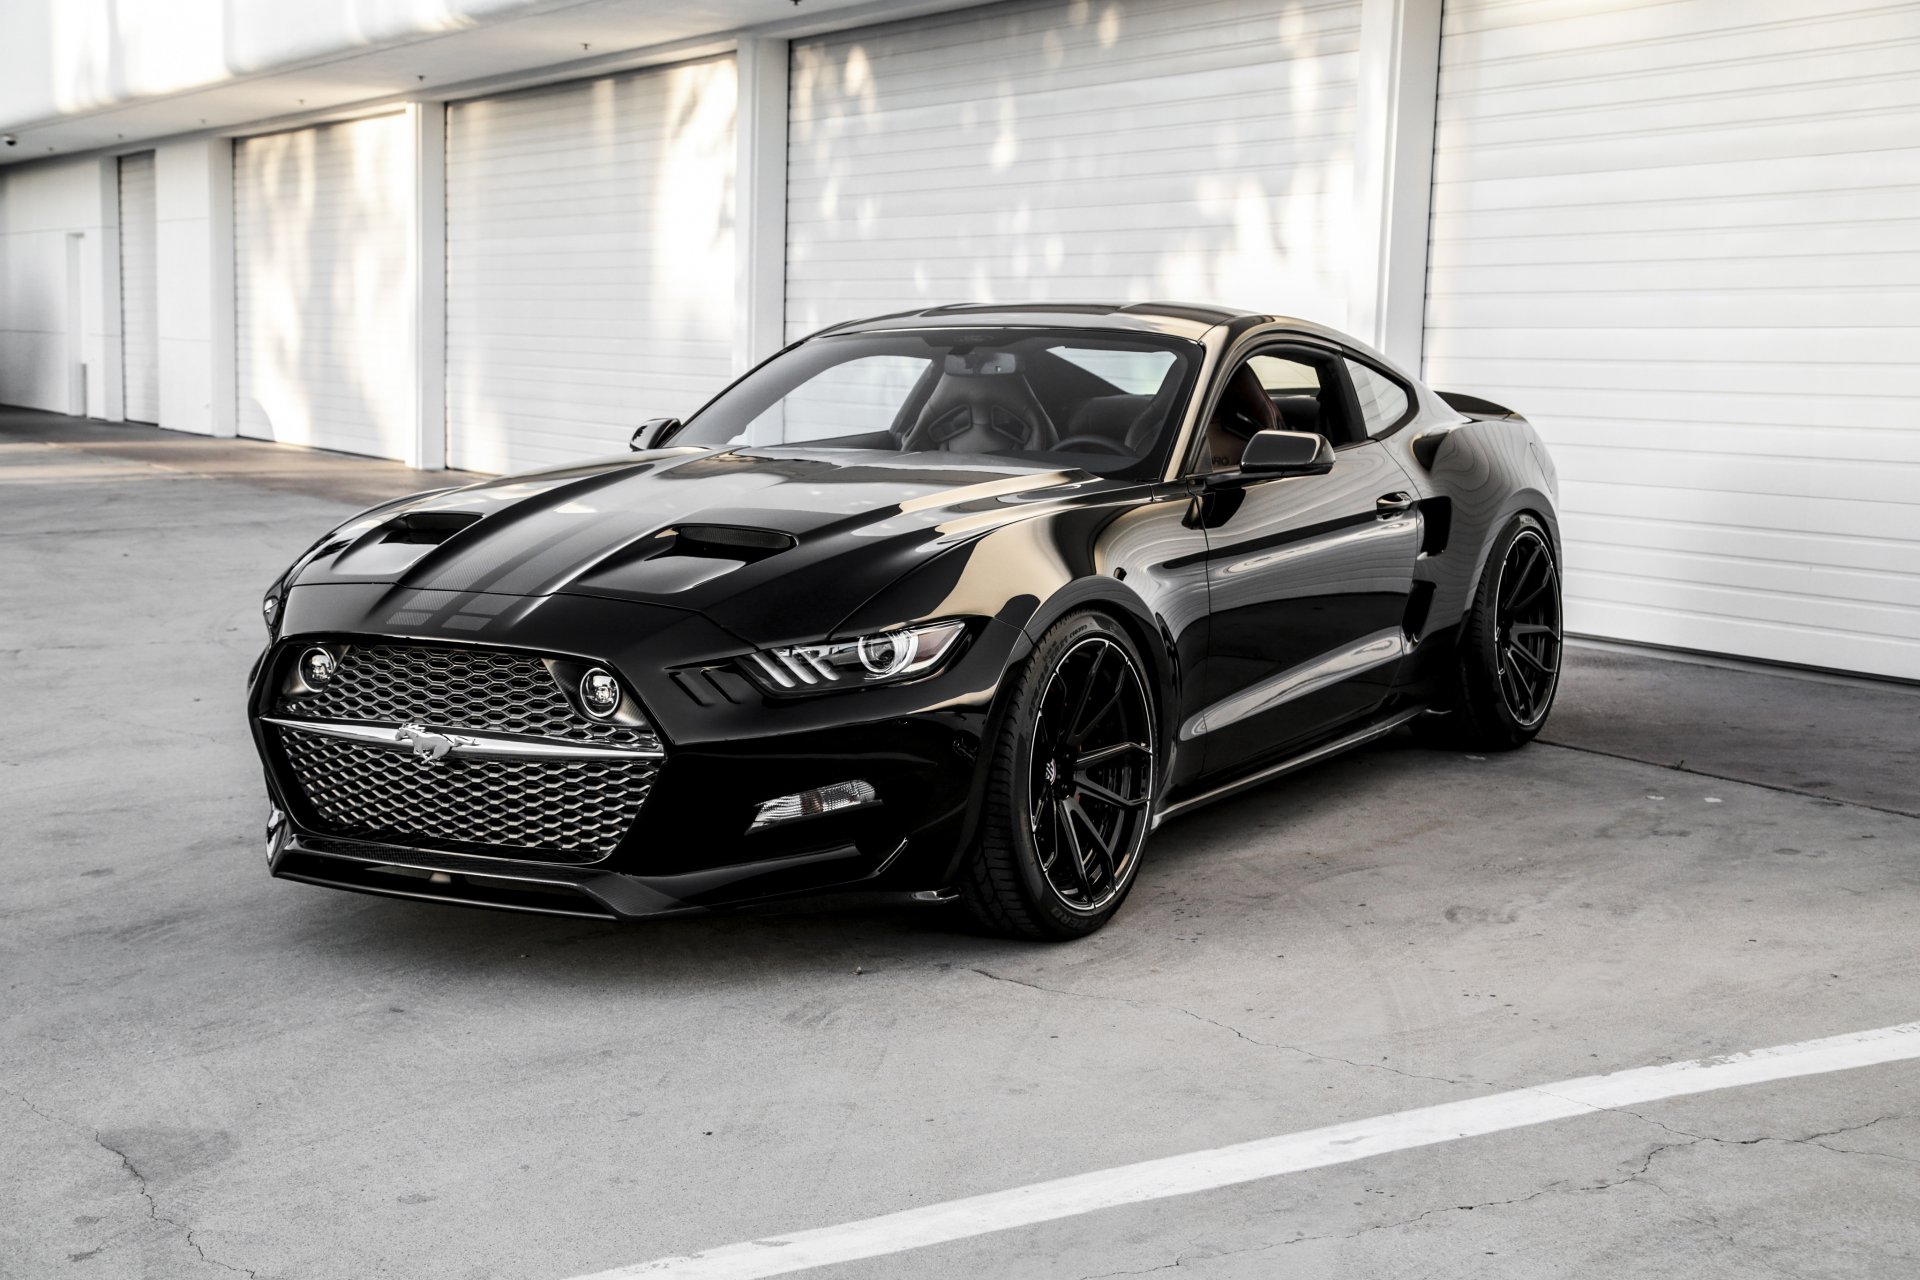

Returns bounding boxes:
[1423,0,1920,682]
[785,0,1368,341]
[0,158,115,416]
[234,114,416,459]
[116,152,159,423]
[0,0,550,129]
[444,57,739,474]
[153,139,235,436]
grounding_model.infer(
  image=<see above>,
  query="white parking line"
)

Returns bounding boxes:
[571,1021,1920,1280]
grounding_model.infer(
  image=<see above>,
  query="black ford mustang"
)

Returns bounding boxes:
[250,303,1562,938]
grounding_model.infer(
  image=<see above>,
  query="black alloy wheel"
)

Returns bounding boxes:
[1415,512,1563,751]
[1491,526,1563,728]
[961,612,1157,939]
[1029,634,1155,911]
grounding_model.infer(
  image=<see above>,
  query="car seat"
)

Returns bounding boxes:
[903,353,1058,454]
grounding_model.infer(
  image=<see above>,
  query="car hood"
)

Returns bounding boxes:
[287,446,1109,641]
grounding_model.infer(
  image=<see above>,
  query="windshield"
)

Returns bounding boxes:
[672,328,1203,480]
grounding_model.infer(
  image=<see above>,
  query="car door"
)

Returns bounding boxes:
[1185,341,1424,775]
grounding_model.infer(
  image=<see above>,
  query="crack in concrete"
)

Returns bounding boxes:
[1073,1114,1906,1279]
[7,1091,260,1278]
[970,968,1481,1089]
[1602,1109,1914,1166]
[1536,739,1920,821]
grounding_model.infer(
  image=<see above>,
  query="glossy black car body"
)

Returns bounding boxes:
[249,303,1560,925]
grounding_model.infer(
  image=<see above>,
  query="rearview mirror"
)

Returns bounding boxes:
[1239,429,1334,477]
[630,417,681,452]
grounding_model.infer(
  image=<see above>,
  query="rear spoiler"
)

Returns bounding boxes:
[1436,390,1527,423]
[1413,391,1529,469]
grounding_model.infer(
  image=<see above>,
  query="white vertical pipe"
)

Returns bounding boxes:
[733,35,790,373]
[208,138,237,437]
[1350,0,1443,370]
[410,100,448,470]
[98,156,125,422]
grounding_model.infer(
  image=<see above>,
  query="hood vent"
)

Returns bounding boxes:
[380,511,482,545]
[658,524,796,564]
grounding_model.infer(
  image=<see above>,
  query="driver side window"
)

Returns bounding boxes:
[1197,347,1350,473]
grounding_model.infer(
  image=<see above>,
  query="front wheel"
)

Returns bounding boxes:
[959,612,1158,940]
[1416,513,1564,751]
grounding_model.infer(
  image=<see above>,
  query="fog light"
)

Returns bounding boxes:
[749,780,879,831]
[579,667,621,718]
[299,646,336,687]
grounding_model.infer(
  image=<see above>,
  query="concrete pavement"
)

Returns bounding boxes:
[3,409,1917,1279]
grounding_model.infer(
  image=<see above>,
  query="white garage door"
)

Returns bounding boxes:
[117,152,159,425]
[786,0,1364,341]
[1424,0,1920,681]
[235,114,414,459]
[445,57,738,475]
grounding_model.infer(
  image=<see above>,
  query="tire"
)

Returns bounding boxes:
[1415,513,1564,752]
[959,611,1158,940]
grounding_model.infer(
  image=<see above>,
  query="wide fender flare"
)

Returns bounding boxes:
[1015,576,1181,738]
[1453,487,1563,632]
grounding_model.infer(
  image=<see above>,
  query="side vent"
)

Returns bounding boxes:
[1402,580,1437,640]
[1417,497,1452,556]
[672,665,756,707]
[380,511,482,545]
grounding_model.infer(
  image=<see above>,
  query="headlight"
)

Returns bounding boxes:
[741,619,969,694]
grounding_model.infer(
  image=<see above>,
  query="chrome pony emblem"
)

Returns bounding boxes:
[397,724,455,762]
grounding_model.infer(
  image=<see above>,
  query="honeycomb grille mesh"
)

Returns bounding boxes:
[278,643,655,748]
[278,727,653,862]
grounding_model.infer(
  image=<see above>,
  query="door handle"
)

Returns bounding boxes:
[1376,492,1415,518]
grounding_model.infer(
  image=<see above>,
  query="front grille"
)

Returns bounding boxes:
[279,643,656,749]
[278,727,653,862]
[269,641,661,863]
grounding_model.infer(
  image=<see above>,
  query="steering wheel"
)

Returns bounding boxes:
[1051,433,1134,457]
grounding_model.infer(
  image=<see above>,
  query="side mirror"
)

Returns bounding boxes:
[630,417,681,452]
[1238,429,1335,477]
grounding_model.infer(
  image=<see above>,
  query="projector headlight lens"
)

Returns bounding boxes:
[742,620,968,694]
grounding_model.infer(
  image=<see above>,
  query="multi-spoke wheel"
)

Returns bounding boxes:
[960,612,1157,939]
[1414,513,1563,751]
[1492,526,1562,728]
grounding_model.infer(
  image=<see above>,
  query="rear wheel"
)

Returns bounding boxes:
[1416,513,1563,751]
[959,612,1157,940]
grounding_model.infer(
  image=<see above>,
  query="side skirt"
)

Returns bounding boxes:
[1150,706,1424,828]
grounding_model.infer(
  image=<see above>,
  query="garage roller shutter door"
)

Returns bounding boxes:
[1424,0,1920,681]
[235,115,413,459]
[117,152,158,425]
[445,57,737,475]
[786,0,1364,341]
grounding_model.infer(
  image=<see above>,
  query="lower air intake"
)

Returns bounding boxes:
[278,726,653,863]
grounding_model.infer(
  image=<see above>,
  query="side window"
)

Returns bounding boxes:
[1246,355,1320,395]
[1345,358,1411,438]
[1247,350,1346,442]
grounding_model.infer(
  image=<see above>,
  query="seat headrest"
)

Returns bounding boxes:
[1066,395,1153,443]
[1213,364,1279,438]
[1272,395,1320,434]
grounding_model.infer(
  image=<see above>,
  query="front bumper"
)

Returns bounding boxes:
[265,815,904,920]
[251,584,1024,915]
